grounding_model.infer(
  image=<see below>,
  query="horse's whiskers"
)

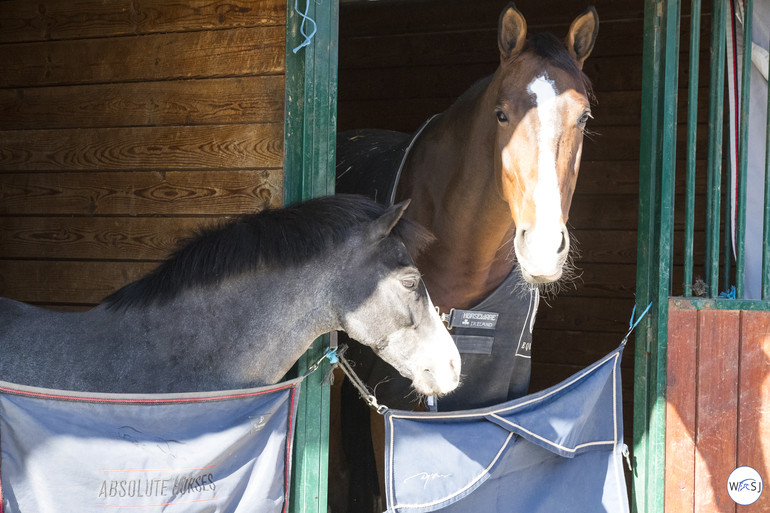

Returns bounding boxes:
[582,128,601,143]
[404,387,426,405]
[539,247,582,299]
[508,240,582,300]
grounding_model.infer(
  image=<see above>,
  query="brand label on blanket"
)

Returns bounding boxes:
[447,309,499,330]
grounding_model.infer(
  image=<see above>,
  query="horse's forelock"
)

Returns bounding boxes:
[392,216,436,260]
[508,32,594,101]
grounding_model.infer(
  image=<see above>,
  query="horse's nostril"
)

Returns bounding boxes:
[557,231,567,254]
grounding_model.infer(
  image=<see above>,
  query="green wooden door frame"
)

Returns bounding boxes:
[284,1,339,512]
[633,0,682,511]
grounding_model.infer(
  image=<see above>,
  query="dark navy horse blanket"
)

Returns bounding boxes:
[383,344,630,513]
[0,378,301,512]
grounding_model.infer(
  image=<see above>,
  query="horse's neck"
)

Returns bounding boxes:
[108,267,337,388]
[400,76,515,311]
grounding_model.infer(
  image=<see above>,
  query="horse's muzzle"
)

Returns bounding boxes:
[514,225,570,284]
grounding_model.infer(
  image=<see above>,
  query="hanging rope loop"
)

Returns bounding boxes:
[292,0,317,54]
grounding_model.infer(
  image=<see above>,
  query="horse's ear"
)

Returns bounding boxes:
[371,199,411,239]
[498,3,527,61]
[565,6,599,69]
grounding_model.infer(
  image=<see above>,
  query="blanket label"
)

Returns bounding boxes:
[448,309,499,330]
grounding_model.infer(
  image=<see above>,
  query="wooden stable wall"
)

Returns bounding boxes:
[337,0,643,407]
[665,301,770,512]
[0,0,286,309]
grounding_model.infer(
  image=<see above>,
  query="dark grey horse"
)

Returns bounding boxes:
[0,195,461,395]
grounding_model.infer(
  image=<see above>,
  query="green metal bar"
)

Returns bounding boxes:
[683,0,702,297]
[764,43,770,299]
[284,1,339,512]
[735,0,753,298]
[705,0,727,297]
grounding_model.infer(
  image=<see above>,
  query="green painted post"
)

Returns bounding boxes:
[633,1,680,512]
[284,1,339,512]
[736,0,753,298]
[633,1,662,510]
[634,1,663,511]
[683,0,701,297]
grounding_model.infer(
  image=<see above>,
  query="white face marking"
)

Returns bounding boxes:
[525,73,563,250]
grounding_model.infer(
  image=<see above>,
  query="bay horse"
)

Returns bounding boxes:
[0,195,461,395]
[334,3,598,510]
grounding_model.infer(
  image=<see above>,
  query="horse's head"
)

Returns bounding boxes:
[335,199,461,397]
[492,3,598,284]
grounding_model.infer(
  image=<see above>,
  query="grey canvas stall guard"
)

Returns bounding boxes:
[336,127,539,410]
[0,378,301,513]
[383,344,630,513]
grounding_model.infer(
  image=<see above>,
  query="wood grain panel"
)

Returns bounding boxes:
[0,1,46,44]
[0,0,285,43]
[531,328,634,369]
[0,169,281,216]
[0,26,285,88]
[339,0,644,39]
[571,229,638,264]
[738,311,770,511]
[0,0,134,43]
[0,0,287,316]
[0,76,285,130]
[694,310,739,513]
[558,263,637,298]
[340,19,645,73]
[338,62,498,103]
[534,296,635,334]
[0,216,227,260]
[0,124,283,172]
[665,302,698,513]
[135,0,284,34]
[0,259,157,304]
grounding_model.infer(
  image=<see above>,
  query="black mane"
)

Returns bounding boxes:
[105,194,433,310]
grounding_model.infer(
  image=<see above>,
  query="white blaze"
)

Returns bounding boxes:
[525,73,563,252]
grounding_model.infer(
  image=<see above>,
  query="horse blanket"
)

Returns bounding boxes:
[337,128,539,410]
[383,344,630,513]
[0,378,301,513]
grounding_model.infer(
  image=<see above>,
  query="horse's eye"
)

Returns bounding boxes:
[578,111,592,127]
[401,278,418,290]
[495,109,509,125]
